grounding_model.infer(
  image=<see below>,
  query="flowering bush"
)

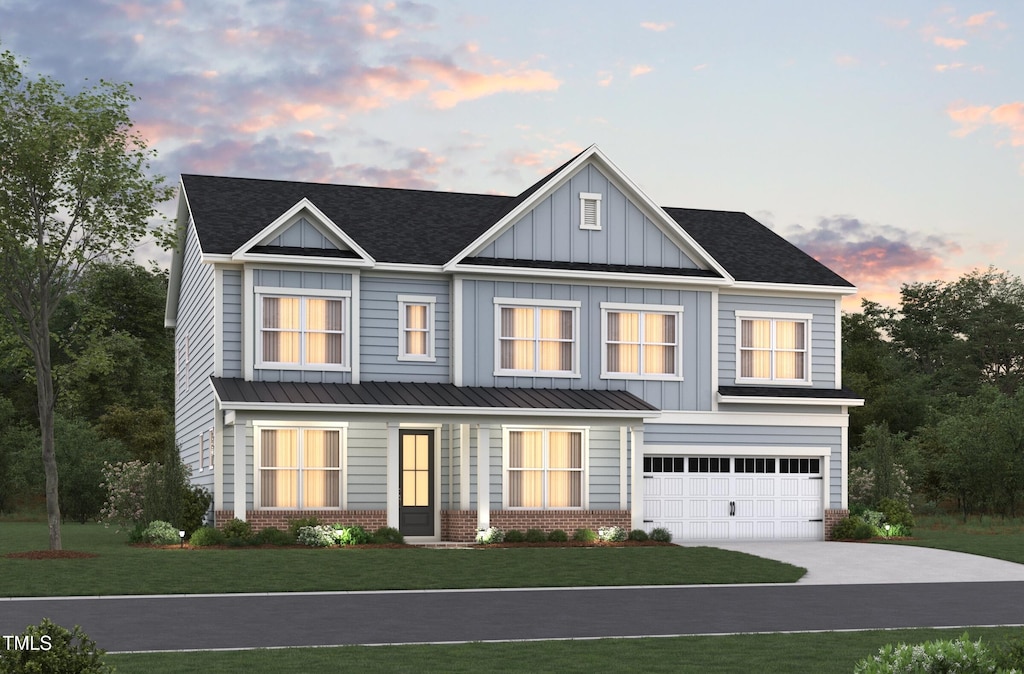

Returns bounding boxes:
[296,524,373,547]
[99,460,153,532]
[141,520,181,545]
[597,526,627,542]
[853,634,999,673]
[476,527,504,544]
[99,456,211,537]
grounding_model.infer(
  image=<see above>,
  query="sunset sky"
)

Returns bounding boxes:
[1,1,1021,309]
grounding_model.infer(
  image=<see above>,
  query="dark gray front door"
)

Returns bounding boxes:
[399,430,434,536]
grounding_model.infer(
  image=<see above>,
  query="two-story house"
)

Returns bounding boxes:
[164,145,862,542]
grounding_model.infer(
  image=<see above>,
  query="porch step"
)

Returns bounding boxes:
[409,541,476,549]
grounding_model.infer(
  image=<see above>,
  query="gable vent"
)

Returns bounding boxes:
[580,192,602,230]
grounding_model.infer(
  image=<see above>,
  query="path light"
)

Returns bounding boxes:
[179,530,186,548]
[884,524,891,538]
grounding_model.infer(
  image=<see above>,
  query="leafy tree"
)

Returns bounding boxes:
[0,47,173,548]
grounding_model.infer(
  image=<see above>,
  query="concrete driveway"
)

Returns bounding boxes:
[703,540,1024,584]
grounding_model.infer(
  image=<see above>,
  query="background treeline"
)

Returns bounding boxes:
[846,267,1024,518]
[0,261,175,520]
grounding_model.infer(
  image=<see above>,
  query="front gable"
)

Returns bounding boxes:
[447,146,731,282]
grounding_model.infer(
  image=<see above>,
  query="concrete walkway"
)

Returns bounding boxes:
[702,541,1024,584]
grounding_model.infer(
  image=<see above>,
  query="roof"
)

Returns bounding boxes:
[718,385,863,404]
[211,377,659,414]
[180,157,853,288]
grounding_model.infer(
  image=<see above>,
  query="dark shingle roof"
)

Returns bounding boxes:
[182,171,853,287]
[211,377,658,413]
[718,385,862,399]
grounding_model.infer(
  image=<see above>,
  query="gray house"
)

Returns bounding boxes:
[164,145,862,542]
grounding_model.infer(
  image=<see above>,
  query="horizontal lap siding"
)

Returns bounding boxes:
[718,295,836,389]
[588,426,622,509]
[360,275,450,382]
[347,421,386,509]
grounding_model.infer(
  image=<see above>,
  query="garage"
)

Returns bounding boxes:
[642,455,825,541]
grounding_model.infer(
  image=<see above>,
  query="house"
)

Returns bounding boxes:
[164,144,863,542]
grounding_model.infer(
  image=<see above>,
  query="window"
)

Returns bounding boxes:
[494,299,579,376]
[580,192,602,230]
[258,427,342,508]
[256,288,350,369]
[507,429,584,508]
[736,311,811,383]
[601,303,683,379]
[398,295,436,361]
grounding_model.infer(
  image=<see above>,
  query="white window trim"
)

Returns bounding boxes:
[599,302,685,381]
[254,286,352,372]
[397,295,437,362]
[501,425,589,510]
[253,422,348,510]
[580,192,602,230]
[492,297,582,378]
[734,310,813,385]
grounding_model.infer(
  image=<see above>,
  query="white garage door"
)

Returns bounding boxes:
[643,456,824,541]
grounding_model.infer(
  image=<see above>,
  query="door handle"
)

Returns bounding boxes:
[729,501,735,517]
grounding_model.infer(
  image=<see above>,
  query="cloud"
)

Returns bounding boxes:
[597,71,614,87]
[692,63,708,72]
[964,11,996,27]
[882,17,911,29]
[934,63,964,72]
[405,56,561,108]
[948,102,1024,147]
[834,54,859,67]
[933,35,968,49]
[781,216,963,305]
[640,21,673,32]
[630,64,653,77]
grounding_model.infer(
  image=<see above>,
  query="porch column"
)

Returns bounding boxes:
[233,420,247,520]
[459,424,470,510]
[386,422,399,529]
[630,425,644,531]
[477,424,490,531]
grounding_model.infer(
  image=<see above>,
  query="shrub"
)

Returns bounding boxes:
[831,515,874,540]
[628,529,649,542]
[862,510,885,529]
[598,526,627,542]
[371,526,404,544]
[297,525,335,547]
[504,529,525,543]
[994,630,1024,670]
[476,527,504,544]
[524,528,546,543]
[178,484,212,537]
[649,527,673,543]
[288,516,322,540]
[547,529,568,542]
[337,525,371,546]
[189,526,225,547]
[878,497,915,531]
[141,520,181,545]
[222,518,254,545]
[0,618,113,673]
[572,527,597,542]
[853,633,996,673]
[255,527,294,546]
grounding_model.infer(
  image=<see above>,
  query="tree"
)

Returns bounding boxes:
[0,48,173,549]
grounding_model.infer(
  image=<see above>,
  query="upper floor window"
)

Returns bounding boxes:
[735,311,811,384]
[494,298,580,377]
[398,295,436,362]
[256,288,350,370]
[601,303,684,380]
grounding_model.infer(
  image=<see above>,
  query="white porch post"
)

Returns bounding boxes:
[233,421,247,520]
[477,424,490,531]
[630,425,644,531]
[459,423,470,510]
[386,422,400,529]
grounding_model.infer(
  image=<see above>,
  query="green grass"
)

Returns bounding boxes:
[103,628,1024,673]
[883,514,1024,564]
[0,522,804,597]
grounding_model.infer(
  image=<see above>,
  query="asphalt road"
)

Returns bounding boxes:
[3,582,1024,653]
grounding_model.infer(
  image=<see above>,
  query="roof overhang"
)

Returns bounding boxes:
[163,177,192,329]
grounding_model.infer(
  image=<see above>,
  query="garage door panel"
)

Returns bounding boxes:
[757,478,775,496]
[756,500,775,517]
[735,478,754,496]
[689,478,708,496]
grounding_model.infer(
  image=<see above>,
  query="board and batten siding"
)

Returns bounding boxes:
[252,268,353,384]
[175,219,217,492]
[359,275,450,382]
[476,163,699,270]
[460,279,713,411]
[266,217,342,250]
[717,294,837,388]
[221,269,242,377]
[644,423,844,509]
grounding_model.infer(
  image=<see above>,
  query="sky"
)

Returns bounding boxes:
[1,1,1021,309]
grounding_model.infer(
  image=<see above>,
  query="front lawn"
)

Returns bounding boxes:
[884,514,1024,564]
[0,522,804,597]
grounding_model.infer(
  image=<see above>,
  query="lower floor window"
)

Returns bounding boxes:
[260,428,341,508]
[508,429,583,508]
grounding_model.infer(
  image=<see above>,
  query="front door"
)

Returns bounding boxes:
[399,430,434,536]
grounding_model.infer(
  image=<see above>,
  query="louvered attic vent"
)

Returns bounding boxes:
[580,192,602,230]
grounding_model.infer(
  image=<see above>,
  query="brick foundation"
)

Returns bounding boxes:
[824,508,849,540]
[441,509,632,542]
[213,510,387,533]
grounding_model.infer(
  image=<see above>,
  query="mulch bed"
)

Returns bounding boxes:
[4,550,99,560]
[481,540,673,548]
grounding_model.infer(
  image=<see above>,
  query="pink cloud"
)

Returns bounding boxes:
[692,64,708,72]
[965,11,996,27]
[640,21,673,32]
[406,57,560,109]
[597,71,613,87]
[948,102,1024,147]
[834,55,858,67]
[630,64,652,77]
[933,35,968,49]
[934,63,964,72]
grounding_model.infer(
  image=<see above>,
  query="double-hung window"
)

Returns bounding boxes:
[601,303,684,379]
[258,426,343,508]
[494,298,579,377]
[735,311,811,384]
[398,295,435,361]
[256,288,350,370]
[506,429,585,508]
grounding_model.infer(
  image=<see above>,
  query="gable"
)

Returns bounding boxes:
[475,163,701,270]
[231,198,373,265]
[263,217,345,252]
